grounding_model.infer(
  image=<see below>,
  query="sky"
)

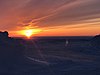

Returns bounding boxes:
[0,0,100,36]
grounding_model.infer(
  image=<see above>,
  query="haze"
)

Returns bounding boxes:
[0,0,100,37]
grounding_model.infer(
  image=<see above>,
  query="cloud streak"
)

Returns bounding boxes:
[0,0,100,33]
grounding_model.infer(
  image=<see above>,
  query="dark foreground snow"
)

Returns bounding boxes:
[0,37,100,75]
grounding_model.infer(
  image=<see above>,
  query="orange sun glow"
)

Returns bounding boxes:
[20,29,41,38]
[24,30,33,38]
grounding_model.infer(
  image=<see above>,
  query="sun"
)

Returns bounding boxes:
[20,29,41,38]
[24,30,33,38]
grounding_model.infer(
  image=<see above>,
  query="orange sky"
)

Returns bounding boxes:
[0,0,100,37]
[9,24,100,37]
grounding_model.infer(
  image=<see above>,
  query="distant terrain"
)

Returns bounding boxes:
[0,34,100,75]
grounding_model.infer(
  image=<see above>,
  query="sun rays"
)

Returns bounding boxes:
[19,29,42,38]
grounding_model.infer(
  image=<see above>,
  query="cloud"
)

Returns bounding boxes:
[37,0,100,27]
[0,0,100,31]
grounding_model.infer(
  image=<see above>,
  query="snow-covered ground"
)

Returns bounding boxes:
[0,37,100,75]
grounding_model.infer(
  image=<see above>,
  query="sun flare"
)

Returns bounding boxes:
[20,29,41,38]
[24,30,33,38]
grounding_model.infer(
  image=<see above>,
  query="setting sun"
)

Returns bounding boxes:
[19,29,42,38]
[24,30,33,38]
